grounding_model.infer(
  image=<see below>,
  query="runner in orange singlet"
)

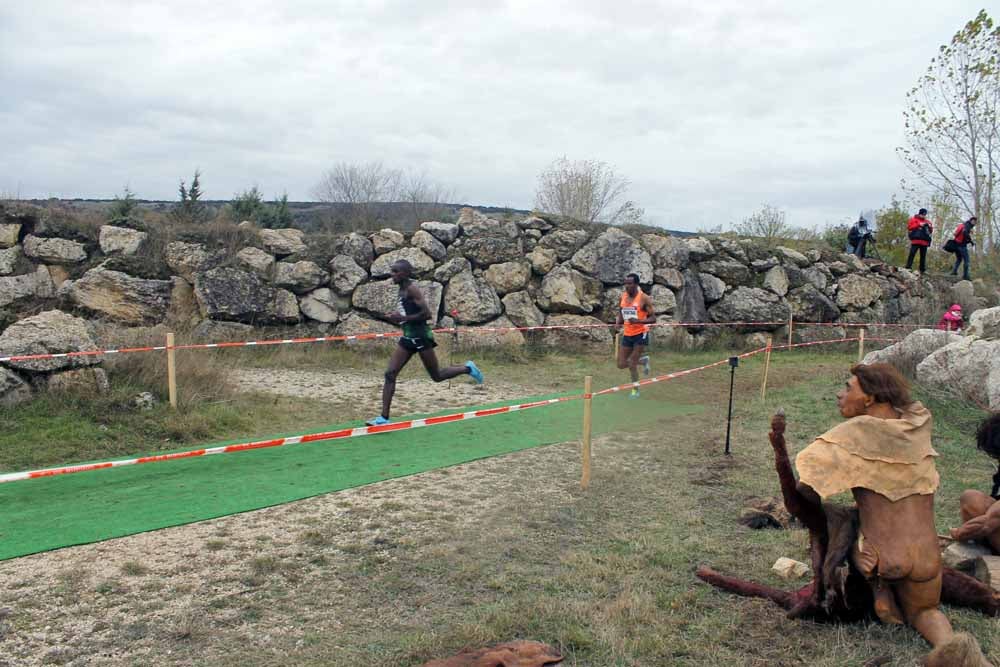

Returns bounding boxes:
[615,273,656,398]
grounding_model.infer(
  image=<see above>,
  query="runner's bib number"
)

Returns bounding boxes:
[621,307,638,320]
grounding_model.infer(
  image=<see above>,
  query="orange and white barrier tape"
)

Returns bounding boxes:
[0,319,938,364]
[0,394,584,484]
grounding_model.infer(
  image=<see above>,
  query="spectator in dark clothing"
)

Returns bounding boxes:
[905,208,933,273]
[950,216,977,280]
[847,217,873,258]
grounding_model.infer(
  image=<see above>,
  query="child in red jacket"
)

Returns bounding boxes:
[936,303,963,332]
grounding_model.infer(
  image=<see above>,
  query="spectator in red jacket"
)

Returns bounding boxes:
[936,303,963,332]
[950,216,977,280]
[905,208,933,273]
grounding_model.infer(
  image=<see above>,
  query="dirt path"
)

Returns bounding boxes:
[229,367,547,417]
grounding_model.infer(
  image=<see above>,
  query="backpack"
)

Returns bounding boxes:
[943,238,958,253]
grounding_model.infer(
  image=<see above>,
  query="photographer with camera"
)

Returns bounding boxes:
[846,215,875,259]
[905,208,933,274]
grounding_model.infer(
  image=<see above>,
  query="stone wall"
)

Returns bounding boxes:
[0,205,989,405]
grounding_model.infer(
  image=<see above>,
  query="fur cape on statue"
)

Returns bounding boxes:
[696,412,1000,621]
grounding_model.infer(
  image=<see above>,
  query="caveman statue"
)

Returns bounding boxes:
[950,412,1000,554]
[697,363,995,666]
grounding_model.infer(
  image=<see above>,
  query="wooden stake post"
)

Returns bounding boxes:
[857,329,866,362]
[166,332,178,409]
[581,375,593,490]
[613,332,619,362]
[760,335,773,401]
[787,314,793,348]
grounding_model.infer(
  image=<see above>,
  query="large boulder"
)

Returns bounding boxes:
[190,319,254,343]
[836,274,882,310]
[483,261,531,295]
[22,235,87,264]
[194,267,292,324]
[527,246,558,275]
[165,241,226,281]
[461,236,525,267]
[642,234,690,270]
[537,263,602,314]
[370,247,435,278]
[967,306,1000,339]
[271,289,301,323]
[776,246,810,268]
[434,257,471,283]
[353,279,443,323]
[370,228,405,255]
[259,228,306,256]
[698,273,727,303]
[698,259,751,286]
[677,268,709,327]
[0,246,21,275]
[67,267,173,325]
[0,310,100,372]
[99,225,147,256]
[517,216,553,231]
[538,229,590,261]
[273,260,329,294]
[334,312,399,346]
[786,284,839,323]
[763,265,789,296]
[235,247,275,278]
[501,291,545,329]
[654,266,684,290]
[570,228,653,284]
[456,208,520,239]
[916,337,1000,410]
[685,237,715,261]
[454,315,525,348]
[0,223,21,248]
[443,271,503,324]
[420,221,460,245]
[0,367,31,406]
[328,255,368,295]
[708,287,790,331]
[299,288,343,323]
[802,266,830,293]
[411,230,447,261]
[335,232,375,268]
[541,314,613,346]
[863,328,962,371]
[650,284,677,314]
[0,267,55,307]
[793,325,847,344]
[45,367,110,395]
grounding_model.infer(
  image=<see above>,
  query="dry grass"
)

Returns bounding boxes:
[0,351,997,666]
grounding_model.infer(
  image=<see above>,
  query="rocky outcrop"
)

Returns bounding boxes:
[334,233,374,268]
[370,248,435,278]
[0,223,21,249]
[443,271,502,324]
[836,274,881,310]
[542,314,612,346]
[23,235,87,264]
[967,306,1000,339]
[538,230,589,261]
[483,261,530,295]
[501,291,545,329]
[0,310,100,372]
[193,267,298,324]
[0,366,32,406]
[370,228,405,256]
[273,261,329,294]
[328,255,368,295]
[236,247,275,278]
[863,329,962,370]
[916,337,1000,409]
[260,228,306,256]
[67,267,173,325]
[410,230,447,261]
[353,279,443,324]
[570,228,653,284]
[299,288,343,323]
[420,221,459,245]
[165,242,226,282]
[99,225,147,256]
[709,287,791,331]
[0,267,54,307]
[537,263,602,314]
[0,246,21,275]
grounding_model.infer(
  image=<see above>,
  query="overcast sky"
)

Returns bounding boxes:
[0,1,989,232]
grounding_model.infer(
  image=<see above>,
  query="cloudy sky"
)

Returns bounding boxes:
[0,1,988,231]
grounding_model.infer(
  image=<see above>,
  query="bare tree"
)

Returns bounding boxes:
[399,170,456,226]
[534,157,644,225]
[312,161,403,231]
[735,203,791,241]
[897,10,1000,249]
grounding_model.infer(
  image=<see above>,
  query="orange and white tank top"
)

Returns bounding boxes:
[620,291,649,337]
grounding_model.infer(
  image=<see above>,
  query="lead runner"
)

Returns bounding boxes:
[366,259,484,426]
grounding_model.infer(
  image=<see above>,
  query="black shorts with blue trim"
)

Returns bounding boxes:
[621,332,649,348]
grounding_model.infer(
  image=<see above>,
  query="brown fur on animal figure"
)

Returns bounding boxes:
[420,640,563,667]
[698,365,997,665]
